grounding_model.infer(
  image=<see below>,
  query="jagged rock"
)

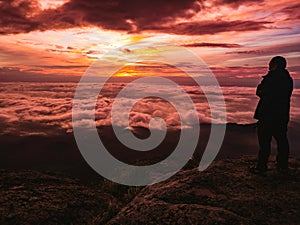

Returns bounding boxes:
[0,170,122,225]
[107,157,300,225]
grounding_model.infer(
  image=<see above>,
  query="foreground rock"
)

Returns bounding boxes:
[107,157,300,225]
[1,157,299,225]
[0,170,124,225]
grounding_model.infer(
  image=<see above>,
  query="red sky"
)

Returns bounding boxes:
[0,0,299,79]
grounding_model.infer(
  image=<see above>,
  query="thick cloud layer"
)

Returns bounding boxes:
[0,0,200,34]
[0,0,41,34]
[1,82,299,135]
[0,0,278,34]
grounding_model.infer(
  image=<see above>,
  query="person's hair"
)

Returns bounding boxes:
[270,56,287,70]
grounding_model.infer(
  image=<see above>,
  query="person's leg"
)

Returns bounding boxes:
[256,121,272,171]
[273,122,289,170]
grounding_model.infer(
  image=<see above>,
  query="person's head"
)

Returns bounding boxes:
[269,56,287,71]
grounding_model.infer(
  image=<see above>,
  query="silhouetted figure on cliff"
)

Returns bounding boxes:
[250,56,293,176]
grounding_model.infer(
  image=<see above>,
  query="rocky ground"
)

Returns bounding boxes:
[1,156,299,225]
[0,170,140,225]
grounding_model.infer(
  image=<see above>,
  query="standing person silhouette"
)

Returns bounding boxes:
[250,56,293,176]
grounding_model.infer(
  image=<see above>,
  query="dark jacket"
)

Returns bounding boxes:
[254,69,293,123]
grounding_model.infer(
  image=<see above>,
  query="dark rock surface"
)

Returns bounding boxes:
[0,156,299,225]
[0,170,125,225]
[107,157,300,225]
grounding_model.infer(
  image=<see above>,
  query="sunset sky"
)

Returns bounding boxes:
[0,0,299,80]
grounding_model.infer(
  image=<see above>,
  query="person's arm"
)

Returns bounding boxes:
[256,76,267,98]
[258,75,277,99]
[260,75,291,102]
[288,77,293,98]
[256,83,263,97]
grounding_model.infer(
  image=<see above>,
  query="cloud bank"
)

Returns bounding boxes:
[1,82,299,135]
[0,0,280,34]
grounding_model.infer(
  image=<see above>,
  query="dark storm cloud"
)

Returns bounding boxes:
[50,0,201,31]
[146,20,271,35]
[0,0,40,34]
[0,0,272,35]
[0,0,200,33]
[183,42,242,48]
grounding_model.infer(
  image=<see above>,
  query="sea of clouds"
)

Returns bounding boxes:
[0,82,299,135]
